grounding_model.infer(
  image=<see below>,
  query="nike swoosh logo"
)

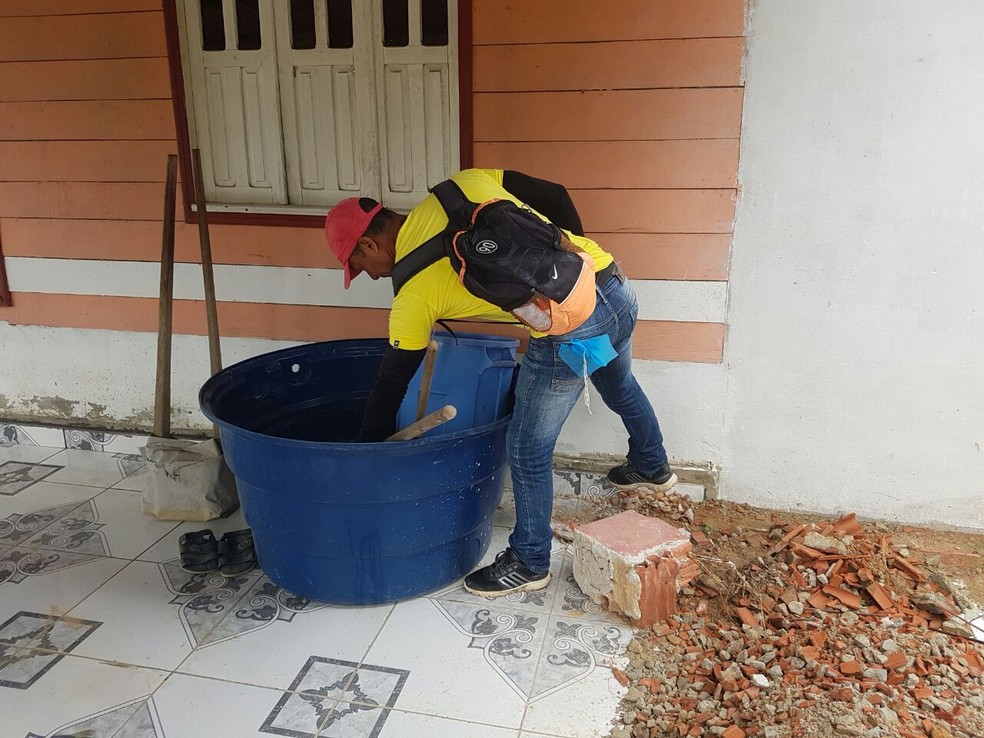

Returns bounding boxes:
[550,265,558,280]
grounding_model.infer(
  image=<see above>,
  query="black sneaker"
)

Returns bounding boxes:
[607,463,678,494]
[463,548,551,598]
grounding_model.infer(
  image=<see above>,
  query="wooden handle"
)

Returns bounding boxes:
[0,232,11,307]
[153,155,178,439]
[387,405,457,442]
[416,339,439,421]
[191,148,222,377]
[192,148,222,439]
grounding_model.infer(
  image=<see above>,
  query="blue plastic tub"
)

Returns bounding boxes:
[199,338,512,605]
[396,331,519,437]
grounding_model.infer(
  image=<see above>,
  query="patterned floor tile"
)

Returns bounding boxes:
[0,546,126,624]
[42,448,146,489]
[22,695,164,738]
[362,597,527,729]
[376,711,520,738]
[5,653,168,738]
[111,465,151,492]
[576,472,617,499]
[77,487,179,560]
[63,428,149,455]
[64,561,198,670]
[0,611,102,688]
[0,424,66,450]
[0,480,101,541]
[262,656,410,737]
[432,598,548,701]
[0,461,63,496]
[529,614,631,701]
[153,672,320,738]
[520,657,628,738]
[552,470,580,497]
[519,586,633,738]
[0,445,62,466]
[176,572,390,691]
[0,480,175,562]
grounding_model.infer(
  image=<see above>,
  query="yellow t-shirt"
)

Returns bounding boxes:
[389,168,613,350]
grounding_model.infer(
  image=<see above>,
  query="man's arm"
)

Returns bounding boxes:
[356,345,426,441]
[502,170,584,236]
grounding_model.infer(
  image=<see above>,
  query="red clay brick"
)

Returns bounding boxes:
[823,585,862,609]
[635,556,680,625]
[883,652,908,670]
[866,582,895,610]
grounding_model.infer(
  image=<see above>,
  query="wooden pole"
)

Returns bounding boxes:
[0,232,11,307]
[154,155,178,439]
[387,405,456,442]
[191,148,222,376]
[416,339,439,421]
[191,149,222,439]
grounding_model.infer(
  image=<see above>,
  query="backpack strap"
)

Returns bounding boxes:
[390,179,476,296]
[430,179,475,229]
[391,235,446,296]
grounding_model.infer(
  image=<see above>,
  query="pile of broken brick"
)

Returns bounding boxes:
[569,509,984,738]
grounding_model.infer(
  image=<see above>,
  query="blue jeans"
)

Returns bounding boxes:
[506,274,669,572]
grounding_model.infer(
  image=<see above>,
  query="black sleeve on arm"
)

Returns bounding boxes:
[356,345,427,442]
[502,170,584,236]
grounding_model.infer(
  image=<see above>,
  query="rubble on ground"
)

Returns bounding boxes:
[574,490,984,738]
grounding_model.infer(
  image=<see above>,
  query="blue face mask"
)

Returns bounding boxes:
[558,335,618,377]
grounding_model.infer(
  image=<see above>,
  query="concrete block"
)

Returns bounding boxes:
[572,510,694,627]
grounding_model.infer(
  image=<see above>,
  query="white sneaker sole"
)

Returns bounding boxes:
[610,472,679,495]
[464,572,552,599]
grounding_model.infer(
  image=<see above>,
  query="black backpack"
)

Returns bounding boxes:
[390,180,597,335]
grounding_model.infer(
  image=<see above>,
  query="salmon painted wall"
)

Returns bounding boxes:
[471,0,743,363]
[0,1,743,467]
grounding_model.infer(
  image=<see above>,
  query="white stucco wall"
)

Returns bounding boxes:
[558,360,727,468]
[0,323,298,431]
[721,0,984,528]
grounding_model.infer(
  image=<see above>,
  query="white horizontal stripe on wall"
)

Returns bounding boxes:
[4,256,394,309]
[3,257,728,323]
[630,278,728,323]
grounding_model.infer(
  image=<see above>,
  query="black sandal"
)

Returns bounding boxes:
[218,529,256,577]
[179,529,219,572]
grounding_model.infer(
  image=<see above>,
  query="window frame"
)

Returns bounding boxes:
[162,0,473,228]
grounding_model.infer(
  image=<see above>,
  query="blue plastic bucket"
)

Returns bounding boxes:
[397,331,519,437]
[199,338,512,605]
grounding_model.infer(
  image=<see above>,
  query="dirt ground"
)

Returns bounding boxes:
[692,502,984,620]
[558,491,984,738]
[695,502,984,608]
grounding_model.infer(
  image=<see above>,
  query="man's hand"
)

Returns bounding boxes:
[356,345,427,441]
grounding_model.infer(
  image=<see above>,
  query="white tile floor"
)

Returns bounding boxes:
[0,442,632,738]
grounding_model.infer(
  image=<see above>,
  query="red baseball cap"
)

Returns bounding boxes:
[324,197,382,288]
